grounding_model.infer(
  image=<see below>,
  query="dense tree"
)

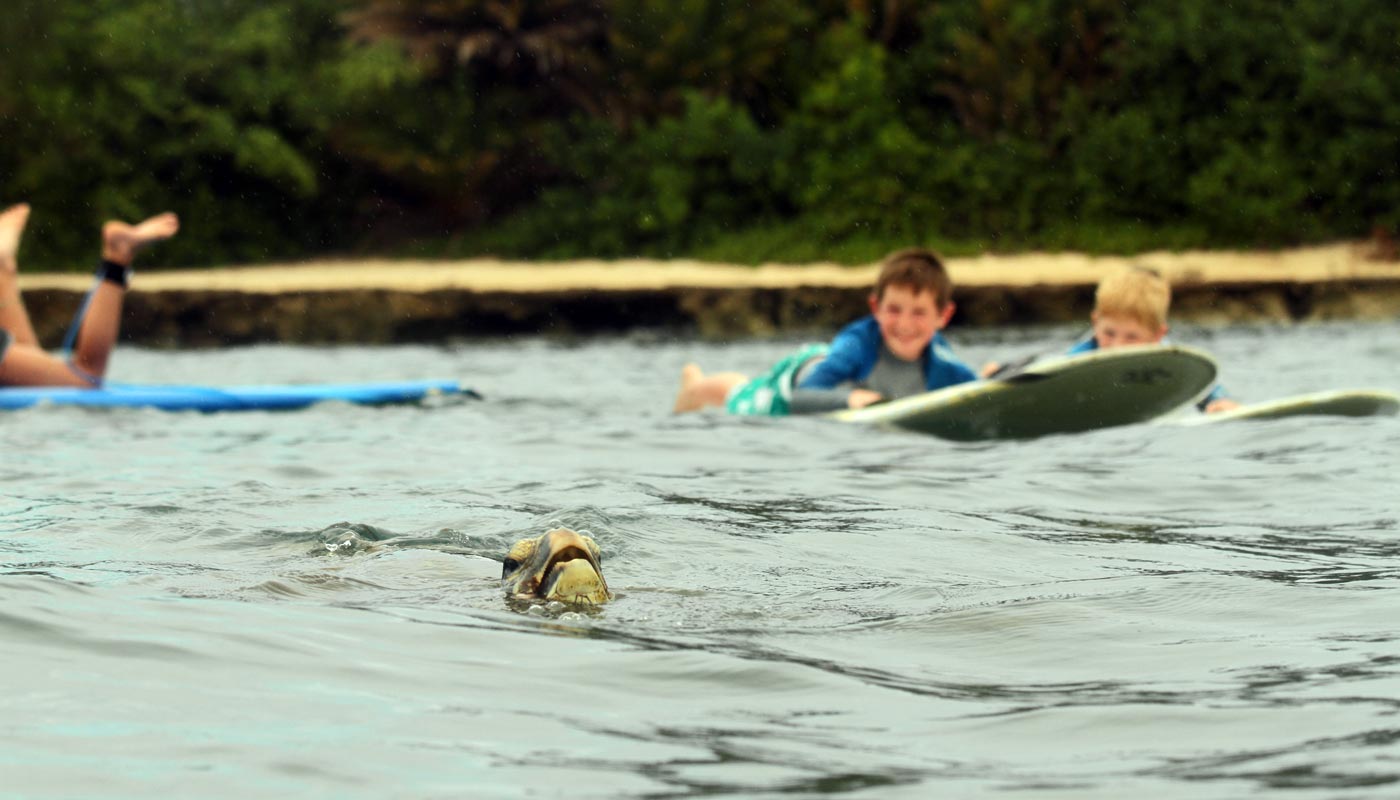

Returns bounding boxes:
[1,0,1395,268]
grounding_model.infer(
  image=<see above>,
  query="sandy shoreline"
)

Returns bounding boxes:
[21,241,1400,294]
[17,242,1400,345]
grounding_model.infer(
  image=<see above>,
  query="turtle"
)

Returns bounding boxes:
[501,527,612,605]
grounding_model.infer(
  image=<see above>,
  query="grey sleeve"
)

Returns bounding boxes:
[787,355,852,414]
[789,387,852,415]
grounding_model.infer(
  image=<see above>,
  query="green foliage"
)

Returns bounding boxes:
[438,91,780,258]
[906,0,1128,142]
[2,0,1398,268]
[1,0,365,267]
[1071,0,1400,242]
[775,22,936,239]
[604,0,828,125]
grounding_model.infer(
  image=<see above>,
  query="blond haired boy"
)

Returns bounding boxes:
[1065,266,1238,413]
[674,247,977,415]
[1083,266,1171,344]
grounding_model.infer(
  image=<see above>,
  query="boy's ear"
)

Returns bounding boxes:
[868,292,880,314]
[936,301,956,328]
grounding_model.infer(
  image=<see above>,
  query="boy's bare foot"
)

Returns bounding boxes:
[680,363,703,388]
[102,212,180,265]
[673,363,706,413]
[673,363,750,413]
[0,203,32,270]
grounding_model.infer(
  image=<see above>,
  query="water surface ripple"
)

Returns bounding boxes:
[3,322,1398,798]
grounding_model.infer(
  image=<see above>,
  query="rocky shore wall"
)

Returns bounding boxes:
[20,278,1400,347]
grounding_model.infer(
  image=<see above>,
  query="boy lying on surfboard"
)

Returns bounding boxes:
[673,247,978,415]
[0,203,179,388]
[982,266,1241,414]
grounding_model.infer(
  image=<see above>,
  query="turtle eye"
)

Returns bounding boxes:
[501,558,520,578]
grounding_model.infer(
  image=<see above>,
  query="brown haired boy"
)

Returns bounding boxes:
[674,247,977,415]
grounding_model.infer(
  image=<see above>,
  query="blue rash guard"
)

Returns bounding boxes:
[1067,331,1230,411]
[723,317,978,417]
[797,316,978,393]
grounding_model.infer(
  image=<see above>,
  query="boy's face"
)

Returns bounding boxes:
[869,284,954,362]
[1091,312,1167,348]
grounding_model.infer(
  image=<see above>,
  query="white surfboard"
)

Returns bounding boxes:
[1168,388,1399,426]
[831,345,1218,441]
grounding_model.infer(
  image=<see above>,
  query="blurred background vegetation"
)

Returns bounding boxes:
[2,0,1397,269]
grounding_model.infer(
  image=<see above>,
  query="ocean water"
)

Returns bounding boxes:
[2,320,1398,799]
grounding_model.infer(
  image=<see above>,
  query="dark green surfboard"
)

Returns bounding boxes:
[832,345,1218,441]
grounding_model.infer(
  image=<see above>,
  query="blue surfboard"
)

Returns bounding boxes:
[0,379,479,412]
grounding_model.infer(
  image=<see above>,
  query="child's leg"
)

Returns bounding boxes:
[0,338,96,387]
[0,203,40,347]
[673,363,749,413]
[68,213,179,381]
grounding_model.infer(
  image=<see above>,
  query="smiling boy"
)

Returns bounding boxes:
[673,247,977,415]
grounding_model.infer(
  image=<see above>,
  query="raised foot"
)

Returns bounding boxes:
[102,212,180,264]
[680,363,703,389]
[673,362,707,413]
[0,203,33,267]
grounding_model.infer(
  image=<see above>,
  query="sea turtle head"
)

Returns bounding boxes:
[502,528,612,606]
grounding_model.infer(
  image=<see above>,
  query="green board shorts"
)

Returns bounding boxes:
[724,343,829,416]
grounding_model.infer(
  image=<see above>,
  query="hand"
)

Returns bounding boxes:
[1205,398,1242,414]
[980,361,1002,378]
[846,389,884,409]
